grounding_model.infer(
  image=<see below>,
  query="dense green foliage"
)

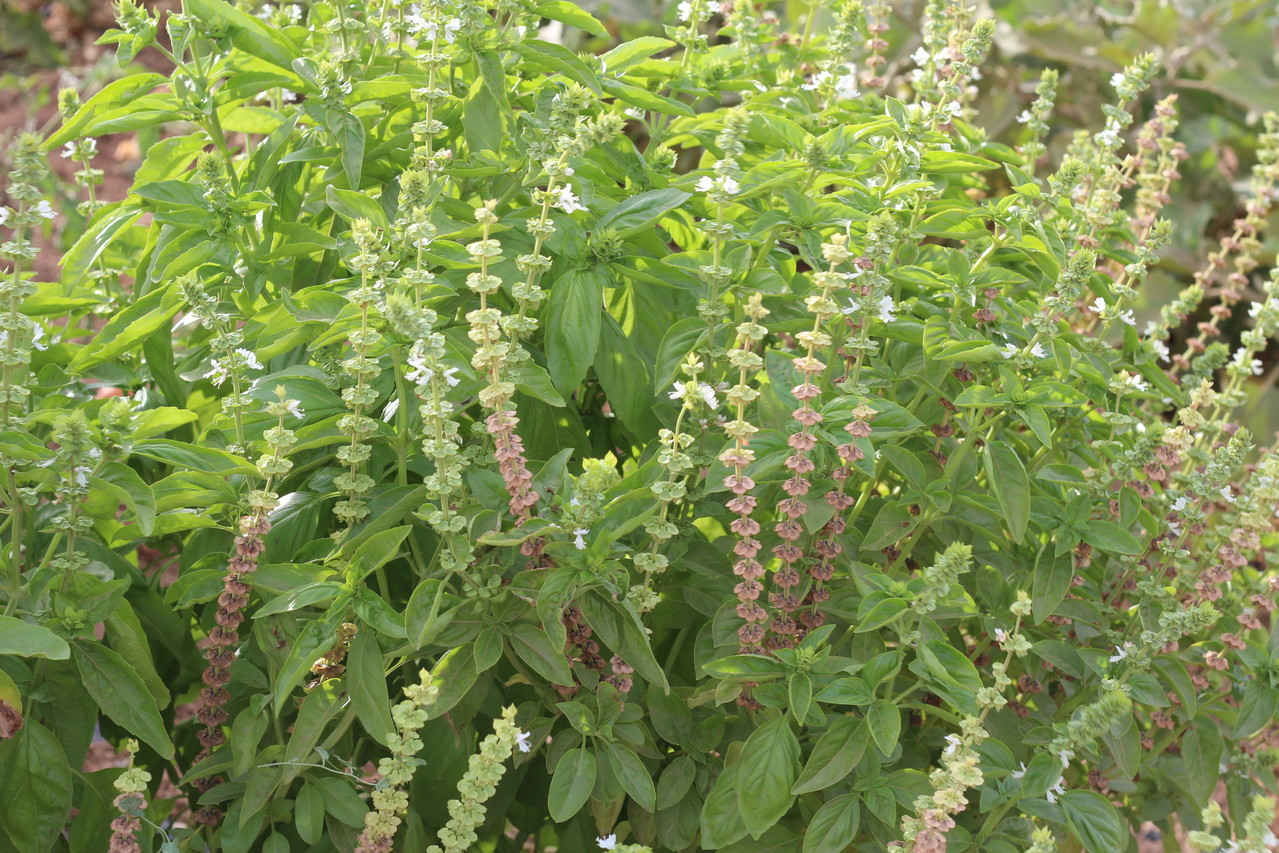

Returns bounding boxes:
[1,1,1278,852]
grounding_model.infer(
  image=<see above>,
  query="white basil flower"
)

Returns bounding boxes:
[1108,643,1133,663]
[555,186,586,214]
[204,360,230,387]
[802,71,830,92]
[237,348,263,370]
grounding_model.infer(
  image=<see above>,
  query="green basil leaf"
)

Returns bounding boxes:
[73,641,174,759]
[735,716,800,838]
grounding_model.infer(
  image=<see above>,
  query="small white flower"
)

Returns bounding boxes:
[942,733,962,756]
[1090,296,1107,314]
[1057,748,1074,769]
[676,0,694,21]
[1016,109,1034,124]
[1120,372,1148,392]
[842,298,860,316]
[73,465,92,488]
[406,354,433,385]
[573,528,590,550]
[1170,496,1189,513]
[834,67,859,100]
[236,348,263,370]
[286,399,305,420]
[911,46,930,65]
[408,15,459,42]
[696,175,739,197]
[1220,486,1235,504]
[802,71,830,92]
[31,325,47,352]
[1234,349,1263,375]
[877,295,896,323]
[1108,643,1133,663]
[1119,309,1135,326]
[993,628,1008,645]
[698,382,719,409]
[1000,343,1020,359]
[33,200,56,220]
[204,360,230,387]
[945,101,963,117]
[1010,761,1028,780]
[1248,301,1264,318]
[669,383,688,401]
[1150,339,1170,363]
[597,836,617,851]
[1096,128,1121,148]
[1030,342,1046,359]
[515,731,532,753]
[382,398,400,422]
[0,207,9,228]
[62,141,77,159]
[442,366,461,387]
[1110,72,1126,90]
[707,1,720,11]
[1045,778,1066,804]
[555,186,586,214]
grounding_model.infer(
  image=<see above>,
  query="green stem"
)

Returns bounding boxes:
[2,471,20,617]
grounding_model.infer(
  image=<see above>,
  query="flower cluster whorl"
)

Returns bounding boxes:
[425,706,526,853]
[191,510,272,825]
[721,294,770,656]
[108,740,151,853]
[355,668,440,852]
